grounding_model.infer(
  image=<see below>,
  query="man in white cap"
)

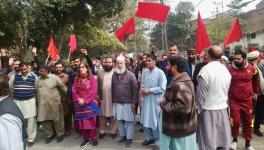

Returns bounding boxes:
[247,51,264,137]
[112,55,138,147]
[221,56,229,67]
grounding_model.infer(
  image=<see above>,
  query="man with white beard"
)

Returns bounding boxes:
[112,55,138,147]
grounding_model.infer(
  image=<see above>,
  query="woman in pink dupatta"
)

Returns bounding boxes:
[72,62,99,148]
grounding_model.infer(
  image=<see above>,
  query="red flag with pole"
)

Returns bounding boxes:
[47,36,59,61]
[115,18,135,42]
[224,18,243,47]
[196,12,211,54]
[135,2,170,22]
[69,34,77,52]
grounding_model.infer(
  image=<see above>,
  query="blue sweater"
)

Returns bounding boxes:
[13,73,36,100]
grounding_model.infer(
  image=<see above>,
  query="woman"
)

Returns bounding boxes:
[159,56,197,150]
[72,62,99,148]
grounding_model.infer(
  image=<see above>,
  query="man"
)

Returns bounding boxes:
[37,65,67,144]
[0,75,27,150]
[187,49,198,79]
[55,62,72,136]
[159,45,190,85]
[0,49,10,75]
[159,45,179,81]
[125,57,134,72]
[193,49,209,88]
[159,56,197,150]
[252,51,264,137]
[229,50,259,150]
[8,59,21,79]
[196,46,231,150]
[140,54,167,148]
[9,62,38,146]
[97,57,118,139]
[112,55,138,147]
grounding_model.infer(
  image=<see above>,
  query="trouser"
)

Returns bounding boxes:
[82,129,97,141]
[41,113,65,138]
[118,120,134,140]
[230,99,253,141]
[64,113,72,133]
[254,94,264,130]
[144,127,159,144]
[160,133,196,150]
[26,117,37,142]
[99,116,118,134]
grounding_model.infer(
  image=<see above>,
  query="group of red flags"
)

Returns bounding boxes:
[115,2,170,41]
[115,2,243,54]
[47,34,77,61]
[48,2,243,59]
[196,12,243,54]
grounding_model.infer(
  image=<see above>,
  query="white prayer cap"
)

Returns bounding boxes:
[221,56,228,62]
[247,51,260,60]
[116,55,125,62]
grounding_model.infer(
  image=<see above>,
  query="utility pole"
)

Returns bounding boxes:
[160,0,168,52]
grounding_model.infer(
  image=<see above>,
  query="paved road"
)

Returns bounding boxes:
[28,123,264,150]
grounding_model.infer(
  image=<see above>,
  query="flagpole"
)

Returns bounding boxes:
[242,37,247,51]
[67,49,71,61]
[45,53,50,65]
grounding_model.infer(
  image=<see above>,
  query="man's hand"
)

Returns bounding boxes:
[159,98,167,108]
[0,49,6,56]
[130,103,135,112]
[80,49,88,56]
[142,88,150,94]
[253,93,258,101]
[32,47,37,55]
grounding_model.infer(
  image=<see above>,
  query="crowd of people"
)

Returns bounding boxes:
[0,45,264,150]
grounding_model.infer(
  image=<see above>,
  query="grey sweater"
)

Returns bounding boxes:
[112,70,138,104]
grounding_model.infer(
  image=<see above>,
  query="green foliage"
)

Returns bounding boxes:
[0,0,126,61]
[103,0,149,53]
[76,27,125,56]
[150,1,195,51]
[207,16,234,44]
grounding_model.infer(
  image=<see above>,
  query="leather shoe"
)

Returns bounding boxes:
[253,129,263,137]
[142,140,155,146]
[118,136,126,143]
[45,136,54,144]
[27,142,34,147]
[98,133,106,139]
[110,133,117,139]
[56,136,64,143]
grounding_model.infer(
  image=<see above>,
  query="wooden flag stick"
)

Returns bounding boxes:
[45,53,50,65]
[67,49,72,61]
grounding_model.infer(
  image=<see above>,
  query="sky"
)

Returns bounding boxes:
[166,0,263,19]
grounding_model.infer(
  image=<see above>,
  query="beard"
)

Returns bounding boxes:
[115,66,126,74]
[234,61,244,68]
[56,70,62,75]
[188,57,195,62]
[104,65,113,72]
[142,61,146,67]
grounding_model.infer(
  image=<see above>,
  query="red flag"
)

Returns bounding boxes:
[196,12,211,54]
[69,34,77,52]
[115,18,135,42]
[135,2,170,22]
[47,36,59,61]
[224,18,243,47]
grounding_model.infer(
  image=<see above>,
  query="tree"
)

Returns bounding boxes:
[103,0,149,53]
[227,0,250,16]
[150,1,195,51]
[0,0,126,60]
[206,16,234,45]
